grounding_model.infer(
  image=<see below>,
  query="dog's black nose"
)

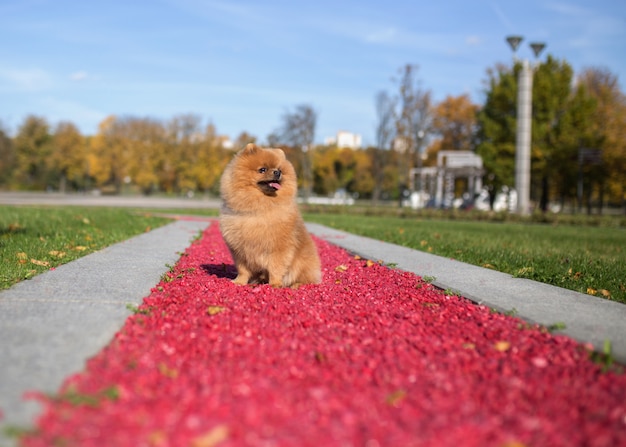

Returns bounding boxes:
[273,170,281,180]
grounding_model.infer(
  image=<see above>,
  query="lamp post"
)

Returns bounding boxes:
[506,36,546,215]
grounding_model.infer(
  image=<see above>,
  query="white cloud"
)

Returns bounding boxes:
[365,27,399,44]
[0,67,53,91]
[466,35,483,46]
[69,71,89,81]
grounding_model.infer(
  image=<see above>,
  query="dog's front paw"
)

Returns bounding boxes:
[232,275,249,285]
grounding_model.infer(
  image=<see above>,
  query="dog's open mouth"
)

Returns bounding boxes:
[258,181,282,193]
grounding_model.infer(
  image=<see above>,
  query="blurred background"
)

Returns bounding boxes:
[0,0,624,214]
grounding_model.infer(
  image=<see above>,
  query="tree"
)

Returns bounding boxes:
[531,56,594,212]
[233,131,256,150]
[166,114,203,194]
[0,122,14,187]
[276,104,317,198]
[13,115,52,190]
[312,146,340,195]
[372,91,396,203]
[475,63,517,207]
[431,94,478,152]
[577,67,626,213]
[122,117,165,194]
[193,123,228,194]
[394,64,432,192]
[51,122,86,192]
[476,57,597,211]
[88,115,134,193]
[312,147,374,198]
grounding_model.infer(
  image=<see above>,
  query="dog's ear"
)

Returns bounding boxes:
[242,143,259,155]
[271,148,286,160]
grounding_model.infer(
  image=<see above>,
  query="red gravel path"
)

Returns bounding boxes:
[21,221,626,446]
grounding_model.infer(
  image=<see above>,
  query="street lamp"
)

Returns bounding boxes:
[506,35,546,215]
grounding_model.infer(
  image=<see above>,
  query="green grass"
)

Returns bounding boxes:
[0,206,170,290]
[305,213,626,304]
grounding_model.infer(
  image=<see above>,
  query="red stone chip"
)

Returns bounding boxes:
[21,221,626,447]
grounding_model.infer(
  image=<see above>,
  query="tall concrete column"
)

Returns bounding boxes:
[515,59,533,215]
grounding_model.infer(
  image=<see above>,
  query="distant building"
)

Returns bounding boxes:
[324,131,362,149]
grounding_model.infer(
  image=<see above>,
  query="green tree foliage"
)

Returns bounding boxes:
[0,122,14,187]
[13,115,53,190]
[475,63,518,203]
[532,56,596,211]
[476,57,598,211]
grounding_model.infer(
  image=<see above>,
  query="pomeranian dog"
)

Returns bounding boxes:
[219,143,321,288]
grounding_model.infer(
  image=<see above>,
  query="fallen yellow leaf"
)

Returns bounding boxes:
[494,341,511,352]
[7,223,22,232]
[191,425,229,447]
[335,264,348,272]
[600,289,611,298]
[386,389,407,407]
[207,305,226,316]
[157,363,178,379]
[48,250,66,258]
[501,441,529,447]
[147,430,166,446]
[365,259,376,268]
[30,259,50,267]
[587,287,597,296]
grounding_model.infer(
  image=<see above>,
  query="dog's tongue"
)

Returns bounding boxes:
[270,182,281,190]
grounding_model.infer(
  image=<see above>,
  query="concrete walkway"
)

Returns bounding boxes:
[1,200,624,444]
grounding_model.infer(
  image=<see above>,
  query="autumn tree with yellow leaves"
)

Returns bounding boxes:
[51,121,87,192]
[577,68,626,211]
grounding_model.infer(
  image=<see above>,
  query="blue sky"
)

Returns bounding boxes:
[1,0,624,146]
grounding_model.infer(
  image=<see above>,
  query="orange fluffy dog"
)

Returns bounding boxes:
[219,143,321,288]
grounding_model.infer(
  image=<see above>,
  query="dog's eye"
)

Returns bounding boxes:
[258,167,267,174]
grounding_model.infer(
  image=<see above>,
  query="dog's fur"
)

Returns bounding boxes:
[219,143,321,288]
